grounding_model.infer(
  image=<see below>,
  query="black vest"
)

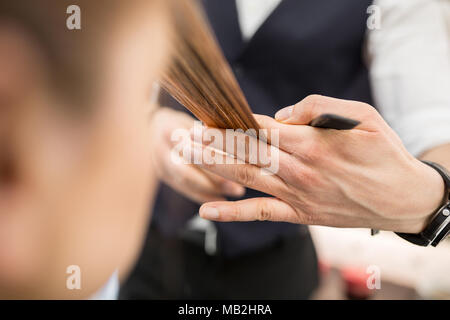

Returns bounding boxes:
[153,0,374,257]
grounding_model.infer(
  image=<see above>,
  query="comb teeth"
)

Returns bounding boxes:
[161,0,261,135]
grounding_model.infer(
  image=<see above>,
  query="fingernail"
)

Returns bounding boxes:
[200,206,220,220]
[222,182,245,197]
[275,106,293,121]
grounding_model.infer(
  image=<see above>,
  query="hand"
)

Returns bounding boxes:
[150,107,245,204]
[185,95,445,233]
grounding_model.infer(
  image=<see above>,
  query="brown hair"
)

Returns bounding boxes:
[161,0,261,134]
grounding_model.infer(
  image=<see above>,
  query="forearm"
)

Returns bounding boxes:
[420,143,450,171]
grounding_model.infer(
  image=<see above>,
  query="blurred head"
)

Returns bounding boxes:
[0,0,171,298]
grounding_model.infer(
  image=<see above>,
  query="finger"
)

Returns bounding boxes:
[200,198,407,229]
[199,198,300,223]
[191,124,291,172]
[183,142,291,197]
[189,126,315,189]
[163,162,226,203]
[199,198,381,227]
[160,149,242,202]
[201,169,246,197]
[274,95,382,131]
[254,114,320,155]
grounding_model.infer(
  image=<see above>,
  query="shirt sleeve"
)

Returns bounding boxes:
[366,0,450,157]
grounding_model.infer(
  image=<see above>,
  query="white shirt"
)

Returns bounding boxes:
[90,271,120,300]
[236,0,450,156]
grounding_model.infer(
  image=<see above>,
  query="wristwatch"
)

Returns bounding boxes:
[395,161,450,247]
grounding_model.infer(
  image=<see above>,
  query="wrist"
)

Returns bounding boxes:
[401,160,447,233]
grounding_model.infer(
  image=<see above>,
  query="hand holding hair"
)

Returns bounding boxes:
[159,0,447,233]
[189,95,446,233]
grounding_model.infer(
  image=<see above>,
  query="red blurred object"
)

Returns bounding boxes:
[340,266,373,300]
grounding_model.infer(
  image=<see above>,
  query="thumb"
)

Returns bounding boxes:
[275,94,381,131]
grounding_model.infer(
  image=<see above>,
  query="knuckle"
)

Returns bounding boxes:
[292,95,322,121]
[300,140,324,163]
[257,200,272,221]
[362,103,381,120]
[235,166,254,186]
[302,94,322,112]
[232,202,243,220]
[303,94,323,107]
